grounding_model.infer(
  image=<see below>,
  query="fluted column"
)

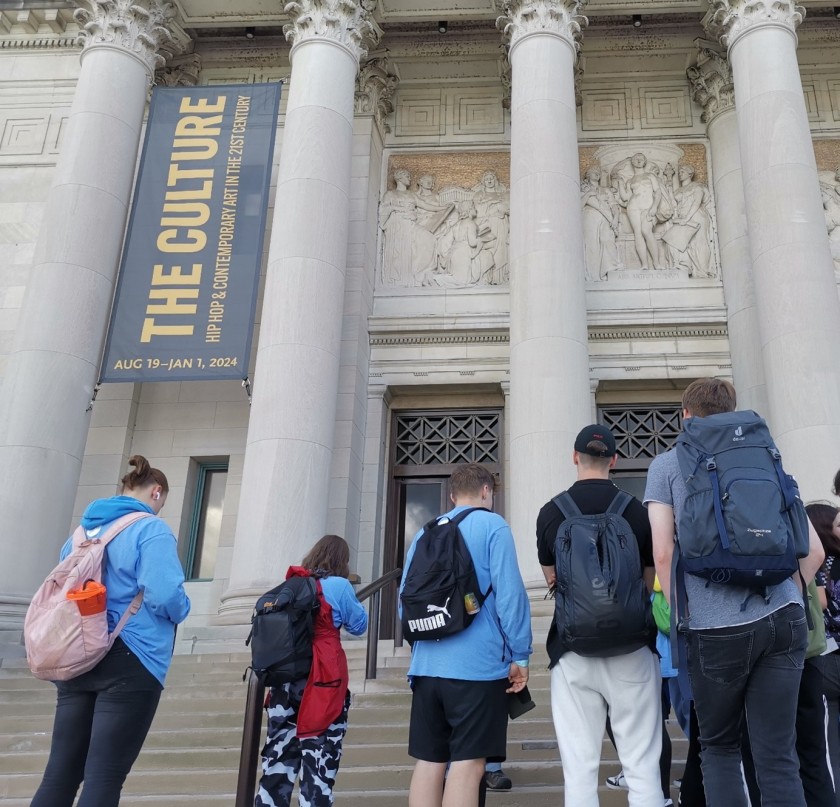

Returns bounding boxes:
[687,47,768,415]
[219,1,379,621]
[0,0,179,629]
[705,1,840,498]
[497,0,592,584]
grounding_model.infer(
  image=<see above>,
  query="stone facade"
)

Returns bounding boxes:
[0,2,839,643]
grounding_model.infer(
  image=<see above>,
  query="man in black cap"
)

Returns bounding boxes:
[536,424,662,806]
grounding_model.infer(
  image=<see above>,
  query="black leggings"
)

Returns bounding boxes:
[30,638,163,807]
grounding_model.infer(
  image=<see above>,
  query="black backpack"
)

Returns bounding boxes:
[246,576,320,686]
[675,410,810,588]
[552,491,653,657]
[400,507,489,643]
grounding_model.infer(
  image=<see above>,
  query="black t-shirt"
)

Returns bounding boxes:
[536,478,655,665]
[536,479,654,569]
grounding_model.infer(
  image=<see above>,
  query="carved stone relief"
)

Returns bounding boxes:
[815,141,840,272]
[378,146,720,291]
[580,144,719,282]
[380,154,510,289]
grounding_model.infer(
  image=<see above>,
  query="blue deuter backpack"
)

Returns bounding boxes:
[675,410,811,588]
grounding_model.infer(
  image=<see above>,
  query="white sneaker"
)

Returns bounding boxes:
[664,799,674,807]
[605,772,628,790]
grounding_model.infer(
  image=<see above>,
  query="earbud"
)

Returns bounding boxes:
[152,491,161,501]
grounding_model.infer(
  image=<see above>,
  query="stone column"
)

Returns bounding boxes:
[687,46,768,415]
[0,0,178,629]
[705,1,840,497]
[219,1,379,621]
[497,0,592,585]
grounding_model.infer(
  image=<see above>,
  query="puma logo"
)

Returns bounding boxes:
[426,597,451,620]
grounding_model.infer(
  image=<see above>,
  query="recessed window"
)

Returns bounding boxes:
[183,462,228,581]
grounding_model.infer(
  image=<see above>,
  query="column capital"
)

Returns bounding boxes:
[704,0,805,50]
[496,0,588,55]
[355,56,399,133]
[155,51,202,87]
[284,0,382,65]
[686,44,735,125]
[73,0,184,77]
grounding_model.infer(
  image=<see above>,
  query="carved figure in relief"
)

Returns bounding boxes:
[580,167,621,281]
[662,164,716,278]
[821,178,840,270]
[379,169,449,287]
[471,171,511,285]
[613,153,667,270]
[422,201,490,288]
[379,169,510,289]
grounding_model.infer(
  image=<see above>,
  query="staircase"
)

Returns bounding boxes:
[0,642,685,805]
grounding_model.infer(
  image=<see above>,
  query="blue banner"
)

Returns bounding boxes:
[100,83,281,382]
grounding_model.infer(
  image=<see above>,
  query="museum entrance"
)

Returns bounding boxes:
[381,408,503,638]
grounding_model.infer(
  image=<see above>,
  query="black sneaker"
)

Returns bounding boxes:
[484,770,513,791]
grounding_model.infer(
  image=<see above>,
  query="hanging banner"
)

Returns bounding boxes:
[100,82,281,383]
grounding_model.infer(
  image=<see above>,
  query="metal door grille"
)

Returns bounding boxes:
[394,412,501,466]
[599,405,682,460]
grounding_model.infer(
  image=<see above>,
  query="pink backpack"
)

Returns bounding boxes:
[24,511,151,681]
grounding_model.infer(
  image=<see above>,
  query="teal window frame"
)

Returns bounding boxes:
[184,461,229,581]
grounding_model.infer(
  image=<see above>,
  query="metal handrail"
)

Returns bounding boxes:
[357,566,403,679]
[234,567,403,807]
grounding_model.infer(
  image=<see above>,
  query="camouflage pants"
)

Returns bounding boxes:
[254,679,350,807]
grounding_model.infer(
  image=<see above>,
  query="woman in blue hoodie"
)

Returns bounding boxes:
[31,455,191,807]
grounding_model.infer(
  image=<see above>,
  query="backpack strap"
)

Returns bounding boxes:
[78,511,153,645]
[605,490,633,518]
[552,491,581,519]
[75,511,153,548]
[430,506,493,602]
[447,506,488,526]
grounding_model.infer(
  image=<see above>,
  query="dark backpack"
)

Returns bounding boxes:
[552,490,653,657]
[246,576,320,686]
[400,507,489,643]
[675,410,810,589]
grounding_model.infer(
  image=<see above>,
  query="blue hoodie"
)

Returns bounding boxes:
[60,496,191,686]
[400,506,533,681]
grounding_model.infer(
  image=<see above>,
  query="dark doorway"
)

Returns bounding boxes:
[381,408,503,638]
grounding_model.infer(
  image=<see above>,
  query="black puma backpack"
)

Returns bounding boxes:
[400,507,489,643]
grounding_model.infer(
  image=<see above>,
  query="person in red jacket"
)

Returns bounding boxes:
[255,535,368,807]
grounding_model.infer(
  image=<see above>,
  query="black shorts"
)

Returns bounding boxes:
[408,676,509,763]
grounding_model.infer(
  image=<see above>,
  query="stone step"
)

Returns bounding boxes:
[0,760,683,799]
[0,640,679,806]
[0,737,688,773]
[0,784,678,807]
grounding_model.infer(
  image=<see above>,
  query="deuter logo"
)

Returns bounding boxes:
[733,425,745,442]
[407,613,446,633]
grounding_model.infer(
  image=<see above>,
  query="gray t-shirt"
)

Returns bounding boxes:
[644,448,800,630]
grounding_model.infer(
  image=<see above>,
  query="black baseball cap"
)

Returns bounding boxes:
[574,424,617,457]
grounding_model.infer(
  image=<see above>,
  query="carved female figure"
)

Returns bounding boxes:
[821,183,840,269]
[472,170,510,284]
[380,169,448,286]
[614,152,666,270]
[665,164,715,278]
[442,201,486,286]
[581,167,621,281]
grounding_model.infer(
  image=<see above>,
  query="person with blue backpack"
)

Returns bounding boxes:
[646,377,825,807]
